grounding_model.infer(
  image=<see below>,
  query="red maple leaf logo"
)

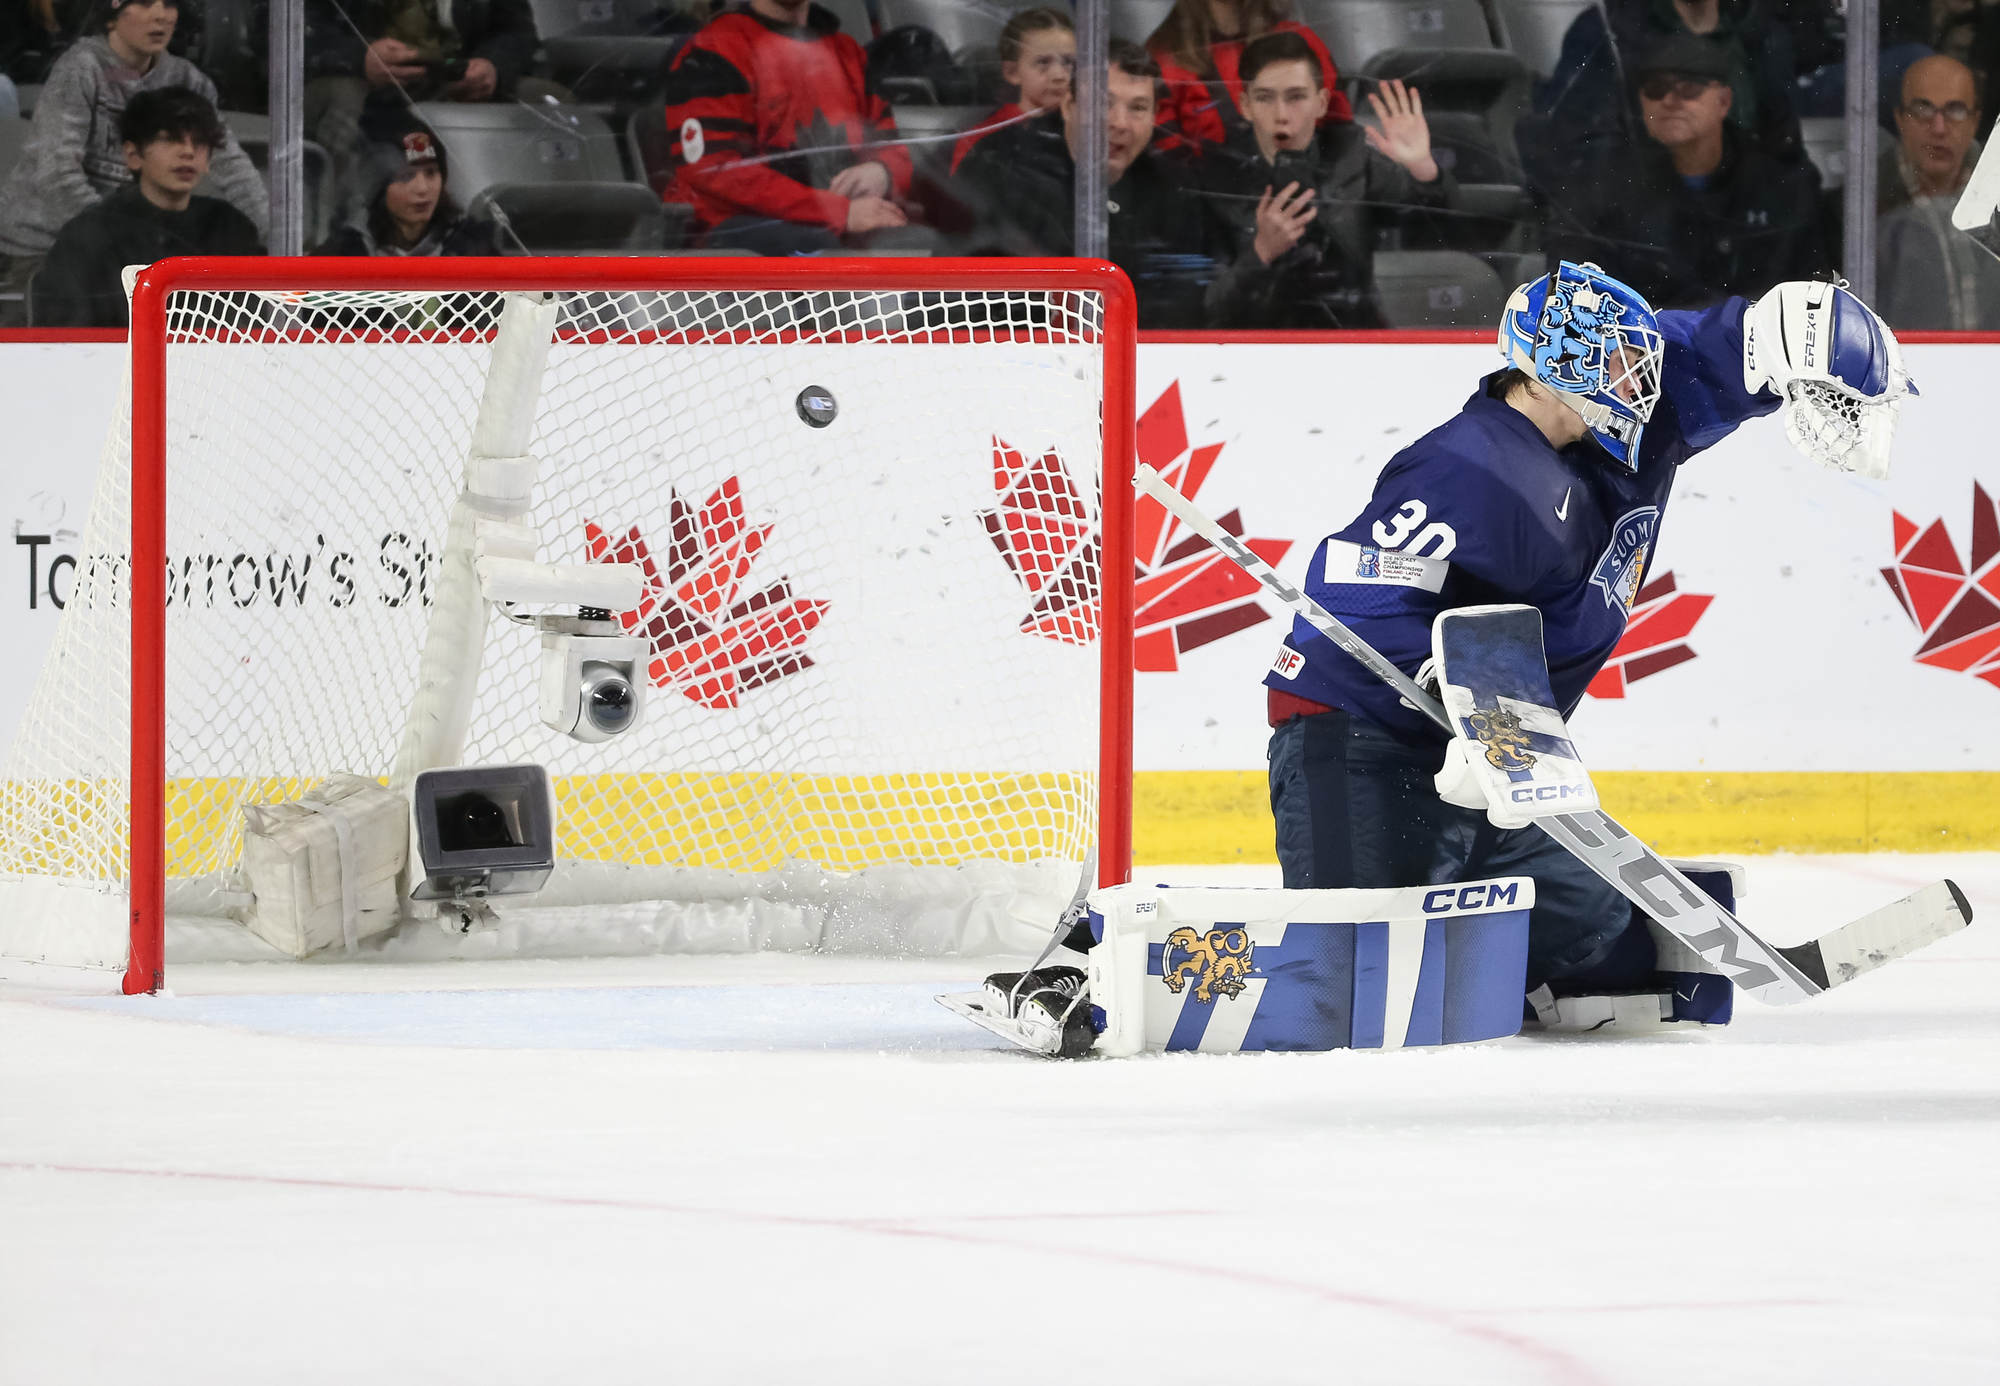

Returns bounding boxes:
[1131,383,1291,673]
[978,437,1101,646]
[1879,482,2000,691]
[584,476,829,710]
[1586,571,1713,699]
[978,380,1292,672]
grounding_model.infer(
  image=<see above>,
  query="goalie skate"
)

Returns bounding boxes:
[937,967,1096,1058]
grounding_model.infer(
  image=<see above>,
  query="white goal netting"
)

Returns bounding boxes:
[0,276,1126,974]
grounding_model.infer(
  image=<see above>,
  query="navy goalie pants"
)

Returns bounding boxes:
[1268,708,1641,992]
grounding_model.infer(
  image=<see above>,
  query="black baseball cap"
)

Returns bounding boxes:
[1634,34,1732,84]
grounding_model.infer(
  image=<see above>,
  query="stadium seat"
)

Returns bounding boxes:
[1372,248,1507,325]
[1491,248,1547,291]
[1108,0,1175,43]
[1299,0,1522,90]
[1488,0,1594,80]
[528,0,694,100]
[820,0,876,41]
[468,181,685,252]
[213,111,337,248]
[875,0,1009,59]
[1800,116,1846,190]
[626,103,675,198]
[528,0,676,36]
[0,118,29,189]
[542,34,684,100]
[889,104,987,183]
[412,101,627,205]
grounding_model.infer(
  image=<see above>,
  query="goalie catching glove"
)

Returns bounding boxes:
[1742,281,1917,480]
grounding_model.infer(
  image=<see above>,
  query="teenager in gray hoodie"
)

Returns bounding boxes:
[0,0,267,320]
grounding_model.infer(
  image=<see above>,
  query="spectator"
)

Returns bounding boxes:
[955,41,1221,326]
[302,0,565,222]
[1536,0,1800,166]
[0,0,266,324]
[1883,0,2000,137]
[1543,35,1825,308]
[1145,0,1351,160]
[661,0,927,254]
[1876,54,2000,327]
[951,8,1074,174]
[32,86,260,327]
[315,119,508,256]
[1202,35,1459,327]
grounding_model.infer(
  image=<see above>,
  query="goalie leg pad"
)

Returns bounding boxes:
[1525,859,1740,1032]
[1088,879,1534,1056]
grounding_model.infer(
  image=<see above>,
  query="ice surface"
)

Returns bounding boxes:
[3,854,1996,1384]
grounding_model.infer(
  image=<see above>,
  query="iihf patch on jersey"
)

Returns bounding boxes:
[1322,538,1447,591]
[1434,604,1600,819]
[1591,506,1658,613]
[1269,644,1305,679]
[1085,879,1533,1055]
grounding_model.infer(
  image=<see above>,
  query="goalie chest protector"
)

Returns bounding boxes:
[1087,879,1533,1056]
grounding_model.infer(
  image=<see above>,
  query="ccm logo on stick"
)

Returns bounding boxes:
[1509,784,1591,803]
[1423,881,1523,913]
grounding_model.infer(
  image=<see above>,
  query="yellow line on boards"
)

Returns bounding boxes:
[1131,770,2000,863]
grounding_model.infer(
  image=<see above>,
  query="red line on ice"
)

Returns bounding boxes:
[2,1158,1606,1385]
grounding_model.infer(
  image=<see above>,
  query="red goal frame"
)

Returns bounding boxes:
[122,256,1138,994]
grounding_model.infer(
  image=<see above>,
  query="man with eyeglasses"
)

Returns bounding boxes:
[1543,34,1826,310]
[1876,54,2000,328]
[1885,55,1982,211]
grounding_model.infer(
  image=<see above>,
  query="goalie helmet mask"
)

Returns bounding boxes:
[1499,261,1665,471]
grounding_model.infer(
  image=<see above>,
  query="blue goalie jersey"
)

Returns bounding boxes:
[1266,296,1781,745]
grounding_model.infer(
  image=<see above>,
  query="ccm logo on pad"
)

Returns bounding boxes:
[1508,784,1591,803]
[1423,881,1524,914]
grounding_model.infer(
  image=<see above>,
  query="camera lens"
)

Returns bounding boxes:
[581,665,635,736]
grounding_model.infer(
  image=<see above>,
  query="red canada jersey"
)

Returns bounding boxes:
[1150,22,1352,158]
[661,4,913,233]
[951,102,1025,174]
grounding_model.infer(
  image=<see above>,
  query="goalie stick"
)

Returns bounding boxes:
[1135,463,1974,1006]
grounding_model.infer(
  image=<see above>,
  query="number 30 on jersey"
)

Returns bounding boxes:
[1371,499,1458,559]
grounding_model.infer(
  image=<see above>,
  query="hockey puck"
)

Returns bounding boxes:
[795,385,838,428]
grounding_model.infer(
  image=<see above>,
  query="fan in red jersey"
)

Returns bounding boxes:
[1144,0,1352,159]
[660,0,932,253]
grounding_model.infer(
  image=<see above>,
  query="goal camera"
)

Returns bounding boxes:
[538,618,649,744]
[410,763,555,905]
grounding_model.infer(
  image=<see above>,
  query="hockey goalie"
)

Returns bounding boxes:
[946,262,1972,1057]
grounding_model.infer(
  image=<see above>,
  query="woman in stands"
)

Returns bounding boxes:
[1145,0,1351,158]
[950,8,1075,173]
[316,119,508,257]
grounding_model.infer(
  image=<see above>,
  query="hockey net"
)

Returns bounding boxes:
[0,259,1134,991]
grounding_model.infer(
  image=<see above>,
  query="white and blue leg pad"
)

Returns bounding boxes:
[1085,879,1534,1057]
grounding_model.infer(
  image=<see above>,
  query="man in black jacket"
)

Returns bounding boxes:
[1199,31,1459,328]
[954,40,1220,328]
[33,86,260,327]
[1542,35,1826,309]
